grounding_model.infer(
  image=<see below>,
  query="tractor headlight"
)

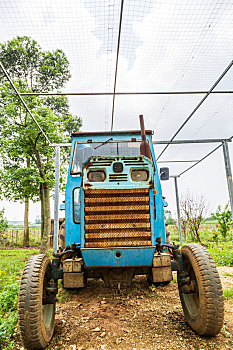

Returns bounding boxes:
[131,170,148,182]
[88,171,106,182]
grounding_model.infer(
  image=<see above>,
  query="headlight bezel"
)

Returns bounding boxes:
[87,170,106,182]
[131,169,149,182]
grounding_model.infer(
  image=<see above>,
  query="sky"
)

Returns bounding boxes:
[0,0,233,221]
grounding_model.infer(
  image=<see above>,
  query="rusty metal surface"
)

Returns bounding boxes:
[63,272,86,288]
[86,222,151,230]
[85,241,151,248]
[85,232,151,239]
[85,188,149,195]
[85,204,150,212]
[84,188,151,248]
[85,196,148,204]
[85,213,150,222]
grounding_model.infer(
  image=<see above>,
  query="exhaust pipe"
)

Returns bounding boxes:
[139,115,152,159]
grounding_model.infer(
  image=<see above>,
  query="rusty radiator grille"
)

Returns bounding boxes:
[84,188,151,248]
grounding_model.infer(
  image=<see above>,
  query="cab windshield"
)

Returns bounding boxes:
[71,141,141,174]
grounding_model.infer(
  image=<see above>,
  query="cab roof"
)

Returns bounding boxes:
[71,130,153,137]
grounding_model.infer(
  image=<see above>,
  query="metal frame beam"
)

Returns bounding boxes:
[157,60,233,160]
[222,140,233,219]
[20,90,233,96]
[154,138,232,145]
[53,146,60,253]
[178,143,223,177]
[111,0,124,132]
[157,160,199,163]
[0,61,51,144]
[172,176,183,244]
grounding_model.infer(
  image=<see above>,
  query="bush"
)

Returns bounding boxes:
[211,204,233,241]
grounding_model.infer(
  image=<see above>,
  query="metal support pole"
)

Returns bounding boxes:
[53,146,60,253]
[222,141,233,219]
[174,176,183,244]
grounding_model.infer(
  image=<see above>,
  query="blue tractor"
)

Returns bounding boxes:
[18,116,224,349]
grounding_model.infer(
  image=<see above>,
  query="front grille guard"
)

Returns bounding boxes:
[84,188,152,248]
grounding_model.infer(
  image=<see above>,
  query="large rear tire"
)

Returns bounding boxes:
[18,254,55,349]
[178,244,224,336]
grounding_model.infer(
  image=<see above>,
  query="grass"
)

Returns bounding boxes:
[224,287,233,300]
[169,224,233,267]
[0,249,39,349]
[207,244,233,267]
[0,235,232,349]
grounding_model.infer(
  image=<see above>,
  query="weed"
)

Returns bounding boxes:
[209,341,217,349]
[149,284,157,293]
[224,272,233,277]
[57,280,72,303]
[171,273,177,283]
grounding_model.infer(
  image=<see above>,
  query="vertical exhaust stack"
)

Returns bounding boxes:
[139,115,152,160]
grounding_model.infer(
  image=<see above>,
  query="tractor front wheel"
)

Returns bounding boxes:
[18,254,55,349]
[178,244,224,336]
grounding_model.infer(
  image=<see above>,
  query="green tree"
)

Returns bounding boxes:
[0,36,82,251]
[0,80,81,252]
[0,36,71,91]
[211,204,233,241]
[0,209,8,245]
[166,217,175,225]
[0,209,8,232]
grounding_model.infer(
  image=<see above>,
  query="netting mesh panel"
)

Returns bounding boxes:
[113,94,201,137]
[0,0,233,176]
[116,0,233,91]
[0,0,120,93]
[68,95,113,131]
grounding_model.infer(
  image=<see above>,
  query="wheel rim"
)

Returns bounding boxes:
[182,257,199,318]
[42,304,54,329]
[42,264,54,330]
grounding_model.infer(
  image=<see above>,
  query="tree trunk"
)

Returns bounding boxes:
[23,157,30,246]
[40,183,45,240]
[194,228,202,244]
[23,198,30,246]
[40,183,51,253]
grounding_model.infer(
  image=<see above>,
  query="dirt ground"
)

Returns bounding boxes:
[15,268,233,350]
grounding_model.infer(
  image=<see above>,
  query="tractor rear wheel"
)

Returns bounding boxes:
[18,254,55,349]
[178,244,224,336]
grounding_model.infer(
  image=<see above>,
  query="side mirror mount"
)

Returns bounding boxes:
[160,167,169,181]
